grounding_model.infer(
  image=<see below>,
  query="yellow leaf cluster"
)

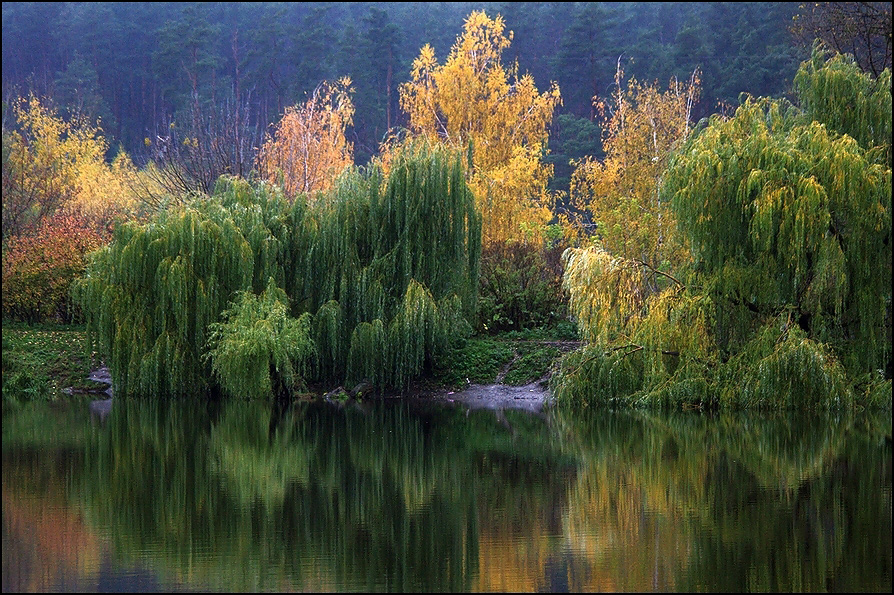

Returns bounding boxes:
[257,78,355,202]
[4,96,140,236]
[562,246,647,343]
[570,66,699,269]
[399,11,561,245]
[72,149,141,220]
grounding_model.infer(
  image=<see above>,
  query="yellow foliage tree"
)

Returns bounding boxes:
[568,64,700,273]
[2,95,139,242]
[257,78,355,201]
[74,148,144,222]
[398,11,562,245]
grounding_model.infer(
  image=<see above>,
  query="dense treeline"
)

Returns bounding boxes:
[2,2,805,175]
[2,3,890,408]
[72,143,480,397]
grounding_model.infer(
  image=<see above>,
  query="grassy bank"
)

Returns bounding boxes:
[2,322,107,402]
[433,335,579,389]
[2,321,578,402]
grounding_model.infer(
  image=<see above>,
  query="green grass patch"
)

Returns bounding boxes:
[435,335,570,389]
[435,338,516,387]
[2,322,103,403]
[502,345,562,385]
[500,319,578,341]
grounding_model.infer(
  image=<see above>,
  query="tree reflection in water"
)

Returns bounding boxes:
[2,398,890,592]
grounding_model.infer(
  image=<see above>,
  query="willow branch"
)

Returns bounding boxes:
[633,258,685,288]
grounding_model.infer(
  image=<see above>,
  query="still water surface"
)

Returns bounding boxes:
[2,395,891,592]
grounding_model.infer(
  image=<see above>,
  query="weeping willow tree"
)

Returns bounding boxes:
[74,142,480,398]
[71,177,288,397]
[205,278,316,400]
[289,140,481,389]
[552,43,891,410]
[794,41,892,163]
[552,247,718,408]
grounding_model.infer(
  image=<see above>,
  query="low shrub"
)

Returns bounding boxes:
[476,237,568,334]
[2,212,106,323]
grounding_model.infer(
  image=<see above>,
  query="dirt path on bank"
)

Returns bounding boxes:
[426,339,576,414]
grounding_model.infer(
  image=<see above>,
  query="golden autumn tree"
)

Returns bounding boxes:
[1,95,143,322]
[257,78,355,201]
[398,10,561,245]
[2,95,140,242]
[567,64,700,273]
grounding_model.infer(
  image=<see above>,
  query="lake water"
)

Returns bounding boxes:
[2,395,891,592]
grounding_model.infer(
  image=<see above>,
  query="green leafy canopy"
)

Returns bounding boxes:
[554,43,891,410]
[74,142,481,398]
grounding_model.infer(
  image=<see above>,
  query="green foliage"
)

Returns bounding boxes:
[476,238,567,334]
[716,316,852,410]
[205,278,316,399]
[1,332,51,402]
[501,345,562,386]
[74,143,480,398]
[667,91,890,377]
[72,186,261,397]
[500,319,578,341]
[290,141,481,390]
[435,337,566,388]
[554,46,891,410]
[545,113,603,193]
[794,44,892,158]
[434,338,516,387]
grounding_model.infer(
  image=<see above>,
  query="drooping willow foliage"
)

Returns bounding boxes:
[552,248,718,409]
[286,141,481,388]
[71,189,264,397]
[74,142,481,398]
[552,44,891,410]
[204,278,316,400]
[793,41,892,165]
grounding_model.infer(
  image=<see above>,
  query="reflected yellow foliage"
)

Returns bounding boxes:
[2,397,888,592]
[474,533,553,592]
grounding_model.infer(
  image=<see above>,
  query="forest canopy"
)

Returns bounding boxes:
[2,2,810,179]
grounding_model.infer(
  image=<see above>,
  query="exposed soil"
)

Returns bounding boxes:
[427,339,574,413]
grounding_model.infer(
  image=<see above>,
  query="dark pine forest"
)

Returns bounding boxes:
[2,2,808,188]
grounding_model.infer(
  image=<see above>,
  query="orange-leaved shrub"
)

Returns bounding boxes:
[2,211,106,323]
